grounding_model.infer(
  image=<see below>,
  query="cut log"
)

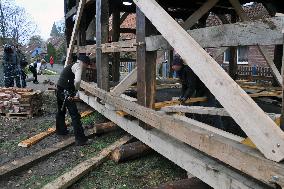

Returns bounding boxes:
[93,122,119,135]
[42,135,133,189]
[111,141,153,163]
[148,178,212,189]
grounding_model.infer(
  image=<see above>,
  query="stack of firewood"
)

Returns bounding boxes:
[0,87,43,118]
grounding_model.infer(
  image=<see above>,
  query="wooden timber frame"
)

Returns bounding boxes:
[64,0,284,188]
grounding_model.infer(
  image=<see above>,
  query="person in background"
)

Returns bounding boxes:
[50,55,54,68]
[172,54,224,130]
[16,45,28,88]
[28,60,39,84]
[56,54,91,146]
[41,59,47,71]
[3,45,21,88]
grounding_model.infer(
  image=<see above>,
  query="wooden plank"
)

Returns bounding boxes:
[174,114,244,143]
[162,105,280,120]
[79,84,284,187]
[111,67,137,96]
[96,0,109,91]
[42,135,132,189]
[17,111,93,148]
[154,97,207,109]
[181,0,219,30]
[0,137,75,178]
[79,91,272,189]
[133,0,284,162]
[258,45,282,86]
[64,0,86,66]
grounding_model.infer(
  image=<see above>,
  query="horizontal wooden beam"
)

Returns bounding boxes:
[145,17,284,51]
[120,28,136,34]
[80,82,284,187]
[133,0,284,162]
[162,105,281,119]
[79,90,272,189]
[75,17,284,54]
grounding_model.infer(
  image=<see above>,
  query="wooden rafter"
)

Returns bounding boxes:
[181,0,219,29]
[133,0,284,162]
[64,0,86,67]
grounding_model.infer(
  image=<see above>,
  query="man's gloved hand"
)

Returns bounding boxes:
[179,96,188,103]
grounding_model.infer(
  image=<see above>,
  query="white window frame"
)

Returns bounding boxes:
[223,47,248,65]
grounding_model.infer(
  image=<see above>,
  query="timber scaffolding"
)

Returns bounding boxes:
[64,0,284,188]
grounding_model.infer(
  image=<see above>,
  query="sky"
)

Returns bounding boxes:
[15,0,64,40]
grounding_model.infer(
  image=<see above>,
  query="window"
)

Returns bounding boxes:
[223,46,249,64]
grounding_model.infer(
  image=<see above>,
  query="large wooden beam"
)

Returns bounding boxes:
[111,7,121,82]
[111,67,137,96]
[228,0,282,86]
[281,30,284,130]
[133,0,284,162]
[181,0,219,30]
[79,90,274,188]
[79,83,284,187]
[96,0,109,91]
[136,7,156,109]
[145,17,284,51]
[77,17,284,54]
[64,0,86,66]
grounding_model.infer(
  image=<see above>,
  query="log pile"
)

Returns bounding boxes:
[0,87,43,119]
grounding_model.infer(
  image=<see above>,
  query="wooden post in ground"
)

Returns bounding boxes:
[281,29,284,131]
[228,13,238,80]
[136,7,157,129]
[111,4,121,82]
[96,0,109,91]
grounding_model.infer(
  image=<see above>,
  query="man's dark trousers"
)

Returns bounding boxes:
[56,87,87,143]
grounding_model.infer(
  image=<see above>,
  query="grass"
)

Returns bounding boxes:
[72,153,186,189]
[2,111,186,189]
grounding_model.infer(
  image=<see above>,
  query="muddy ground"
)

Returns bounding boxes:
[0,73,187,189]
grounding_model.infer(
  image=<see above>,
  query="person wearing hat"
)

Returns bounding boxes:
[56,54,91,146]
[172,54,208,102]
[172,54,224,130]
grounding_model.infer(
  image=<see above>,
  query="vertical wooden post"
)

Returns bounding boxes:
[112,6,120,82]
[136,7,157,129]
[168,50,174,78]
[228,13,238,80]
[96,0,109,91]
[281,30,284,131]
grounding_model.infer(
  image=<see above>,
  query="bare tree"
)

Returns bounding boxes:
[0,0,38,44]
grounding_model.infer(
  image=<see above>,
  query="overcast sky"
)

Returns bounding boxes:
[15,0,64,40]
